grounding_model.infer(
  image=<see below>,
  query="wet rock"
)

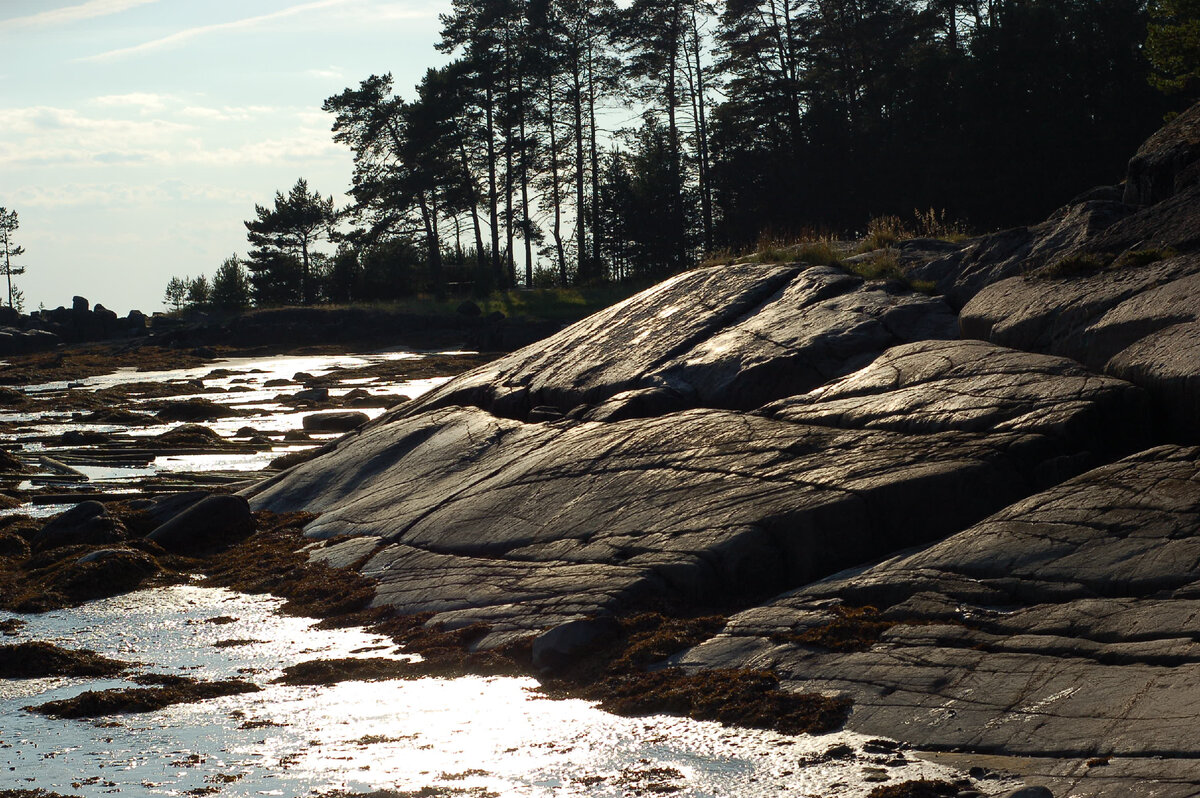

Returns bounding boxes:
[0,493,21,510]
[264,378,290,387]
[295,386,331,403]
[61,429,110,445]
[154,423,226,447]
[58,547,159,601]
[301,411,369,433]
[32,501,125,551]
[146,494,254,554]
[82,407,155,426]
[155,398,242,422]
[1003,789,1054,798]
[268,449,318,471]
[0,641,127,678]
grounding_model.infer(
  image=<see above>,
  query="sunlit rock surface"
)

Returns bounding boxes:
[249,294,1148,647]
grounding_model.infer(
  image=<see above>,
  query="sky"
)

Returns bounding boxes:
[0,0,450,314]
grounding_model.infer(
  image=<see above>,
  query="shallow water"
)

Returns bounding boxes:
[7,350,455,489]
[0,586,984,798]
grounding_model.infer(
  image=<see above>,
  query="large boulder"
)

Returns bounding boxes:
[396,264,957,420]
[302,411,368,433]
[146,494,254,554]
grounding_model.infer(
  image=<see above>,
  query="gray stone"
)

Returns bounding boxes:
[247,336,1148,642]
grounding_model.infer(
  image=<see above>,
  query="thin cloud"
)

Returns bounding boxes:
[0,0,159,31]
[80,0,362,62]
[91,92,175,112]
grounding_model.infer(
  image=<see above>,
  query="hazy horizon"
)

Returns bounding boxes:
[1,0,448,316]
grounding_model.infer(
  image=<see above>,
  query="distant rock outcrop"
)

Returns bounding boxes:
[244,102,1200,797]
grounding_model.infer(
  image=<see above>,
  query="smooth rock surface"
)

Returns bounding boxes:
[679,446,1200,798]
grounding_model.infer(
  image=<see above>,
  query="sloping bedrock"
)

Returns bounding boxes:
[911,101,1200,314]
[247,340,1149,642]
[677,445,1200,796]
[908,198,1133,310]
[959,253,1200,437]
[396,262,957,422]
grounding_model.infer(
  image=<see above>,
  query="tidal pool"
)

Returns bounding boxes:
[0,586,987,798]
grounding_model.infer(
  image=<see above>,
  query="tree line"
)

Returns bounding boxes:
[168,0,1197,310]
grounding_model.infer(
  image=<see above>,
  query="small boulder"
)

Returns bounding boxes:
[146,494,254,554]
[61,429,110,445]
[140,491,208,528]
[32,501,125,552]
[154,424,225,447]
[531,616,620,673]
[156,398,241,422]
[457,300,482,317]
[302,411,369,433]
[295,387,331,403]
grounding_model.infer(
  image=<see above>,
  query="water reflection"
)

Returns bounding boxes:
[0,587,981,797]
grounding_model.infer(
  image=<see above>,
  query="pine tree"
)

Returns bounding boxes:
[244,179,336,305]
[0,208,27,310]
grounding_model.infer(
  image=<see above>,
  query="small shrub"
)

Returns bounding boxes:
[846,250,905,282]
[858,215,908,252]
[914,207,970,241]
[794,241,842,266]
[1114,248,1177,268]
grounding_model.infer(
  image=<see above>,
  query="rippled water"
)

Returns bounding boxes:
[1,587,981,798]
